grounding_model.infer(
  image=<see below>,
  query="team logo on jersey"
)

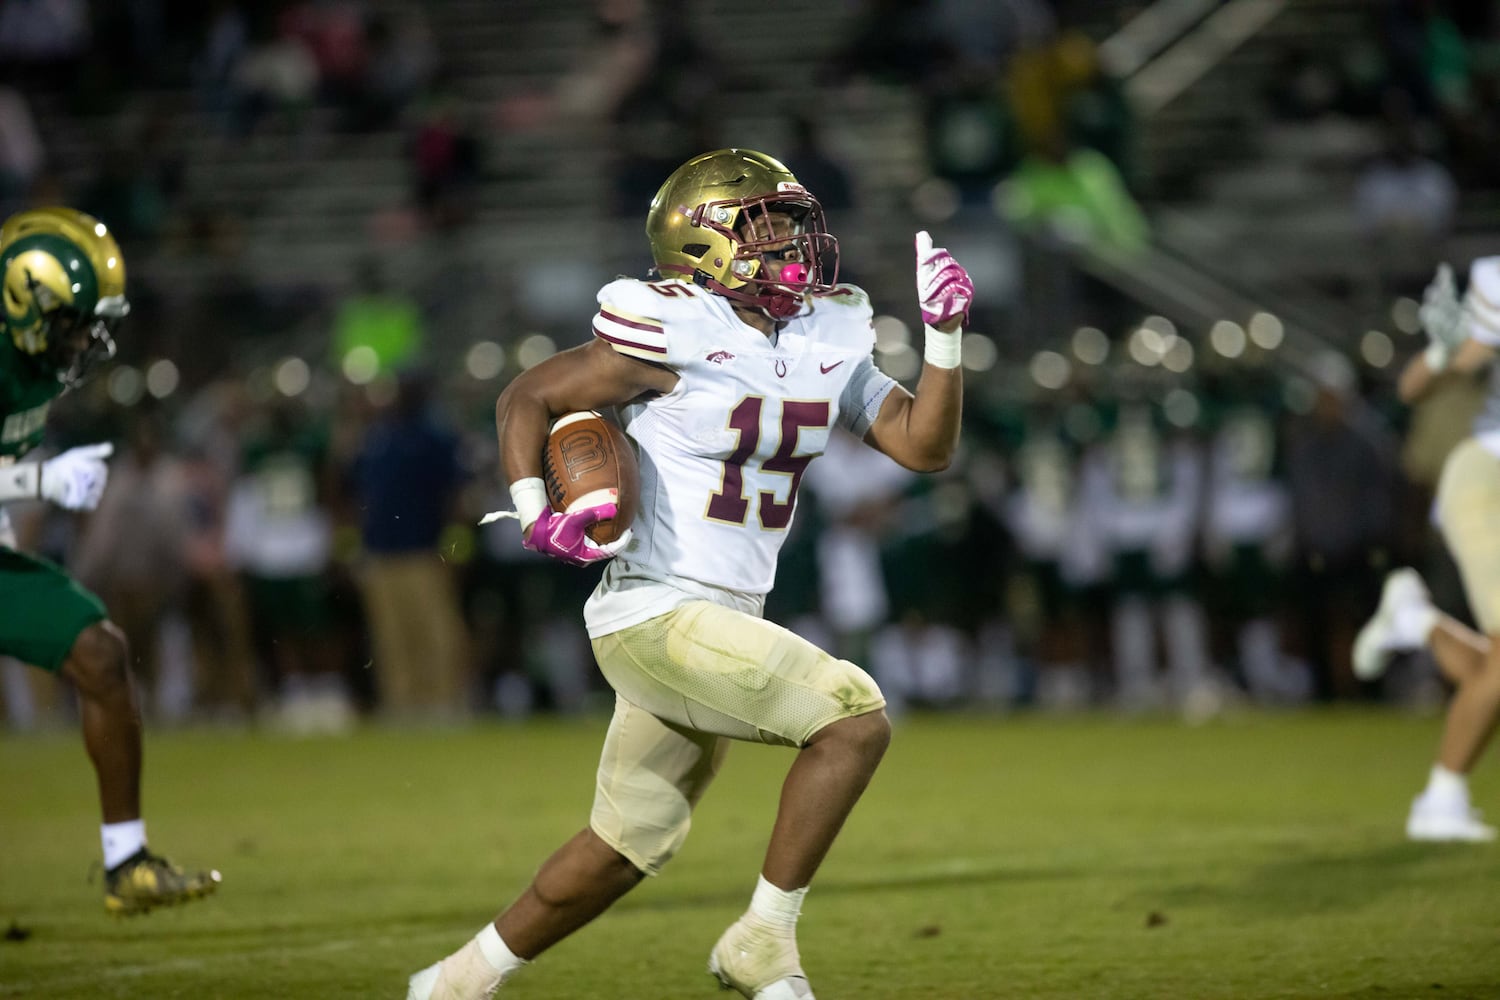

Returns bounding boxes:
[705,350,735,365]
[774,359,788,378]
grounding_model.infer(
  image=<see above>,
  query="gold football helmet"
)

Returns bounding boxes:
[645,148,839,319]
[0,206,127,385]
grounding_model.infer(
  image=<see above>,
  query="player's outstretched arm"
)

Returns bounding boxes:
[864,231,970,472]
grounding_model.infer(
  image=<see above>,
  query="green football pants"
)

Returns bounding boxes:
[0,546,107,672]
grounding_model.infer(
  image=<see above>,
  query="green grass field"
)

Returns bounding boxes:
[3,709,1499,999]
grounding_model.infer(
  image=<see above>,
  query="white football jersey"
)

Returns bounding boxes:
[584,277,898,636]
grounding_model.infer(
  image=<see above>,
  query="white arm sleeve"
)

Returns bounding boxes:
[837,356,899,438]
[0,461,40,503]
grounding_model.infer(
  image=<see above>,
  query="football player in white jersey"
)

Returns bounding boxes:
[1354,257,1500,842]
[408,148,973,999]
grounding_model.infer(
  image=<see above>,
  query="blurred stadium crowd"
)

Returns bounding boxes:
[2,0,1499,732]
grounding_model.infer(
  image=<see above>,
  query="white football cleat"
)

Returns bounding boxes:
[1353,568,1432,681]
[407,962,440,1000]
[406,948,504,1000]
[1407,794,1498,843]
[709,917,815,999]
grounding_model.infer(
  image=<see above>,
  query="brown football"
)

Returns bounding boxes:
[541,410,639,545]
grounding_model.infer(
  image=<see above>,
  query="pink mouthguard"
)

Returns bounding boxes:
[779,262,809,287]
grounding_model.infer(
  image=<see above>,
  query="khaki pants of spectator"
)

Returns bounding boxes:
[358,553,470,718]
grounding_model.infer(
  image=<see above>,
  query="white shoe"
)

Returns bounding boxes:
[1353,568,1431,681]
[1406,794,1498,843]
[406,945,504,1000]
[407,962,440,1000]
[708,917,815,999]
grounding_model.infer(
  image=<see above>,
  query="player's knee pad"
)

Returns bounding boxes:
[587,696,726,876]
[589,795,693,877]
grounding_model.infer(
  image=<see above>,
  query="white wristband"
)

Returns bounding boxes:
[923,324,963,369]
[1423,340,1451,373]
[0,461,40,503]
[509,477,549,532]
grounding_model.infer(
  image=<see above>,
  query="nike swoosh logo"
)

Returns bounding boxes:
[819,360,845,374]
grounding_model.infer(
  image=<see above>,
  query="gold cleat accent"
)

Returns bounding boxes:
[104,849,221,916]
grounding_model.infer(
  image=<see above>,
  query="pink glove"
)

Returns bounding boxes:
[522,502,632,567]
[915,231,974,328]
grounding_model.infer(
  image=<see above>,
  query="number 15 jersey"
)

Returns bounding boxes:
[583,276,898,638]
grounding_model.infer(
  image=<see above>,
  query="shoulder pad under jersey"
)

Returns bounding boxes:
[593,276,712,365]
[817,284,872,315]
[802,283,876,353]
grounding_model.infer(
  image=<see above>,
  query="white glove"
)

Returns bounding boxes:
[40,442,113,511]
[1419,263,1466,370]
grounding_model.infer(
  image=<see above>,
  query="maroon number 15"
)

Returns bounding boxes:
[706,396,830,530]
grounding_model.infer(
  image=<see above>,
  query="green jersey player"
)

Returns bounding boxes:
[0,207,219,913]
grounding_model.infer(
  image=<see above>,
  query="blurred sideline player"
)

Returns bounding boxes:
[409,149,972,999]
[0,207,220,910]
[1355,257,1500,842]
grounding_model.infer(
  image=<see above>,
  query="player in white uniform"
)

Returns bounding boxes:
[408,148,973,999]
[1354,257,1500,842]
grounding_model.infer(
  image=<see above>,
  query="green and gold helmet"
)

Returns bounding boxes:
[645,148,839,319]
[0,206,127,385]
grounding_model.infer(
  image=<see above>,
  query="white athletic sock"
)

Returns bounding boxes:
[1425,764,1469,803]
[416,924,526,1000]
[748,875,807,931]
[474,923,525,978]
[102,819,147,870]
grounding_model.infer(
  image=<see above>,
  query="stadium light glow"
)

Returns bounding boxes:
[517,334,557,371]
[145,359,179,399]
[1162,337,1194,373]
[1361,330,1394,368]
[1029,350,1071,389]
[1072,326,1110,365]
[961,333,997,372]
[465,340,506,380]
[275,357,311,397]
[342,345,379,385]
[1141,315,1177,339]
[107,365,144,406]
[912,178,960,222]
[1127,327,1162,366]
[1209,320,1247,358]
[1248,312,1284,350]
[1391,297,1421,335]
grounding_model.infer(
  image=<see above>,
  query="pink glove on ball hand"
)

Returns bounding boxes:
[915,231,974,328]
[522,502,631,567]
